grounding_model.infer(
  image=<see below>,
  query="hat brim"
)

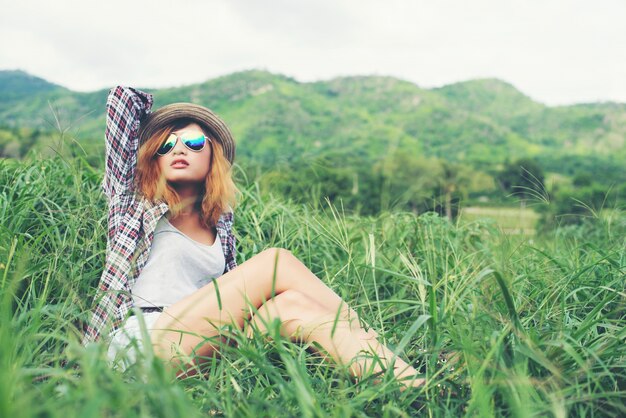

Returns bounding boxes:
[138,103,235,164]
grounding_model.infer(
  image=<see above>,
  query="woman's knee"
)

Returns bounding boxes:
[248,290,325,336]
[267,290,328,337]
[255,247,301,279]
[273,289,323,316]
[257,247,296,265]
[256,290,325,325]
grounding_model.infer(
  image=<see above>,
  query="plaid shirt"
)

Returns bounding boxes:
[81,86,237,346]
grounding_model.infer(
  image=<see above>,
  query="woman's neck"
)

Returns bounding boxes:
[170,183,203,219]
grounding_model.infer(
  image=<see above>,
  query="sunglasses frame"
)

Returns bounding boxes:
[155,131,211,156]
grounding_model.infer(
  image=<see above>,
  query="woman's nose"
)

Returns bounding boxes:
[172,138,187,154]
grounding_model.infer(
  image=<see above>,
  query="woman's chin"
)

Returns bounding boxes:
[167,177,204,187]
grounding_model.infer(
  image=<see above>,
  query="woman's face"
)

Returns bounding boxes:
[156,122,212,186]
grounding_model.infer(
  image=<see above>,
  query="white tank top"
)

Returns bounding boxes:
[131,216,225,308]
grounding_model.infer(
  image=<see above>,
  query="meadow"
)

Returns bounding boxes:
[0,155,624,417]
[459,207,540,235]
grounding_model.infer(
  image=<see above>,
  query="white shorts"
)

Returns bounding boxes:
[106,311,163,372]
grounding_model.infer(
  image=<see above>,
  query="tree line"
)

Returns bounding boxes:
[2,125,623,230]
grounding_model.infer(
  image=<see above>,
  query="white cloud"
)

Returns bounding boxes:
[1,0,625,104]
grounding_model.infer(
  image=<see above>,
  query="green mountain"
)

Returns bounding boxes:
[436,78,544,122]
[0,69,624,171]
[0,69,68,99]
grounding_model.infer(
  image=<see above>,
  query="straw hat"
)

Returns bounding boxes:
[138,103,235,164]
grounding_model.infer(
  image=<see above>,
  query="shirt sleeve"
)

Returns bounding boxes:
[224,211,238,272]
[102,86,154,199]
[228,226,238,270]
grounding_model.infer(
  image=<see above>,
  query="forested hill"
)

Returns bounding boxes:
[0,70,69,101]
[1,69,625,172]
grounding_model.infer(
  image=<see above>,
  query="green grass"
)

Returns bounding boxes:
[0,155,625,417]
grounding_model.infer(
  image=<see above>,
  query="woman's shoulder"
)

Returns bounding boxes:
[216,209,235,229]
[220,210,234,222]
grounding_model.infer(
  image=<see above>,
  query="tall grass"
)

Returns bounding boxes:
[0,154,624,417]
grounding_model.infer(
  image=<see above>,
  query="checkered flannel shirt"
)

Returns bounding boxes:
[81,86,238,346]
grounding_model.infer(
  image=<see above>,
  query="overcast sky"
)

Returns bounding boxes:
[1,0,625,105]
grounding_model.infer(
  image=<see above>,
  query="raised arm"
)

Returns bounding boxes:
[102,86,154,199]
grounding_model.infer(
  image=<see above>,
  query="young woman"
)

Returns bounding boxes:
[83,86,423,388]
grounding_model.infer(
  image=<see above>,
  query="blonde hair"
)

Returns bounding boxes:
[135,119,238,227]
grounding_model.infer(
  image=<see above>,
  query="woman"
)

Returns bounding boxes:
[83,86,423,388]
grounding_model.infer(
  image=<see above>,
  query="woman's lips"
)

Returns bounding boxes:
[171,159,189,168]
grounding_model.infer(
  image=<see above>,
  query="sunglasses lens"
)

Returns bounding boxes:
[182,134,206,151]
[157,135,177,155]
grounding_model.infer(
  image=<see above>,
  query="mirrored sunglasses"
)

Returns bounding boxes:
[156,131,210,156]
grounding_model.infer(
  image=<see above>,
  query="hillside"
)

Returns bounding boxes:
[0,70,68,101]
[1,69,625,168]
[113,74,620,165]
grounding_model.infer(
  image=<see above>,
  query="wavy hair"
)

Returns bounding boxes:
[135,118,238,227]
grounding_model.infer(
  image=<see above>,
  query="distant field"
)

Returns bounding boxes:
[460,206,540,234]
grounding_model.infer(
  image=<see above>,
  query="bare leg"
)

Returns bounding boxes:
[148,248,423,387]
[247,290,425,388]
[150,248,355,354]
